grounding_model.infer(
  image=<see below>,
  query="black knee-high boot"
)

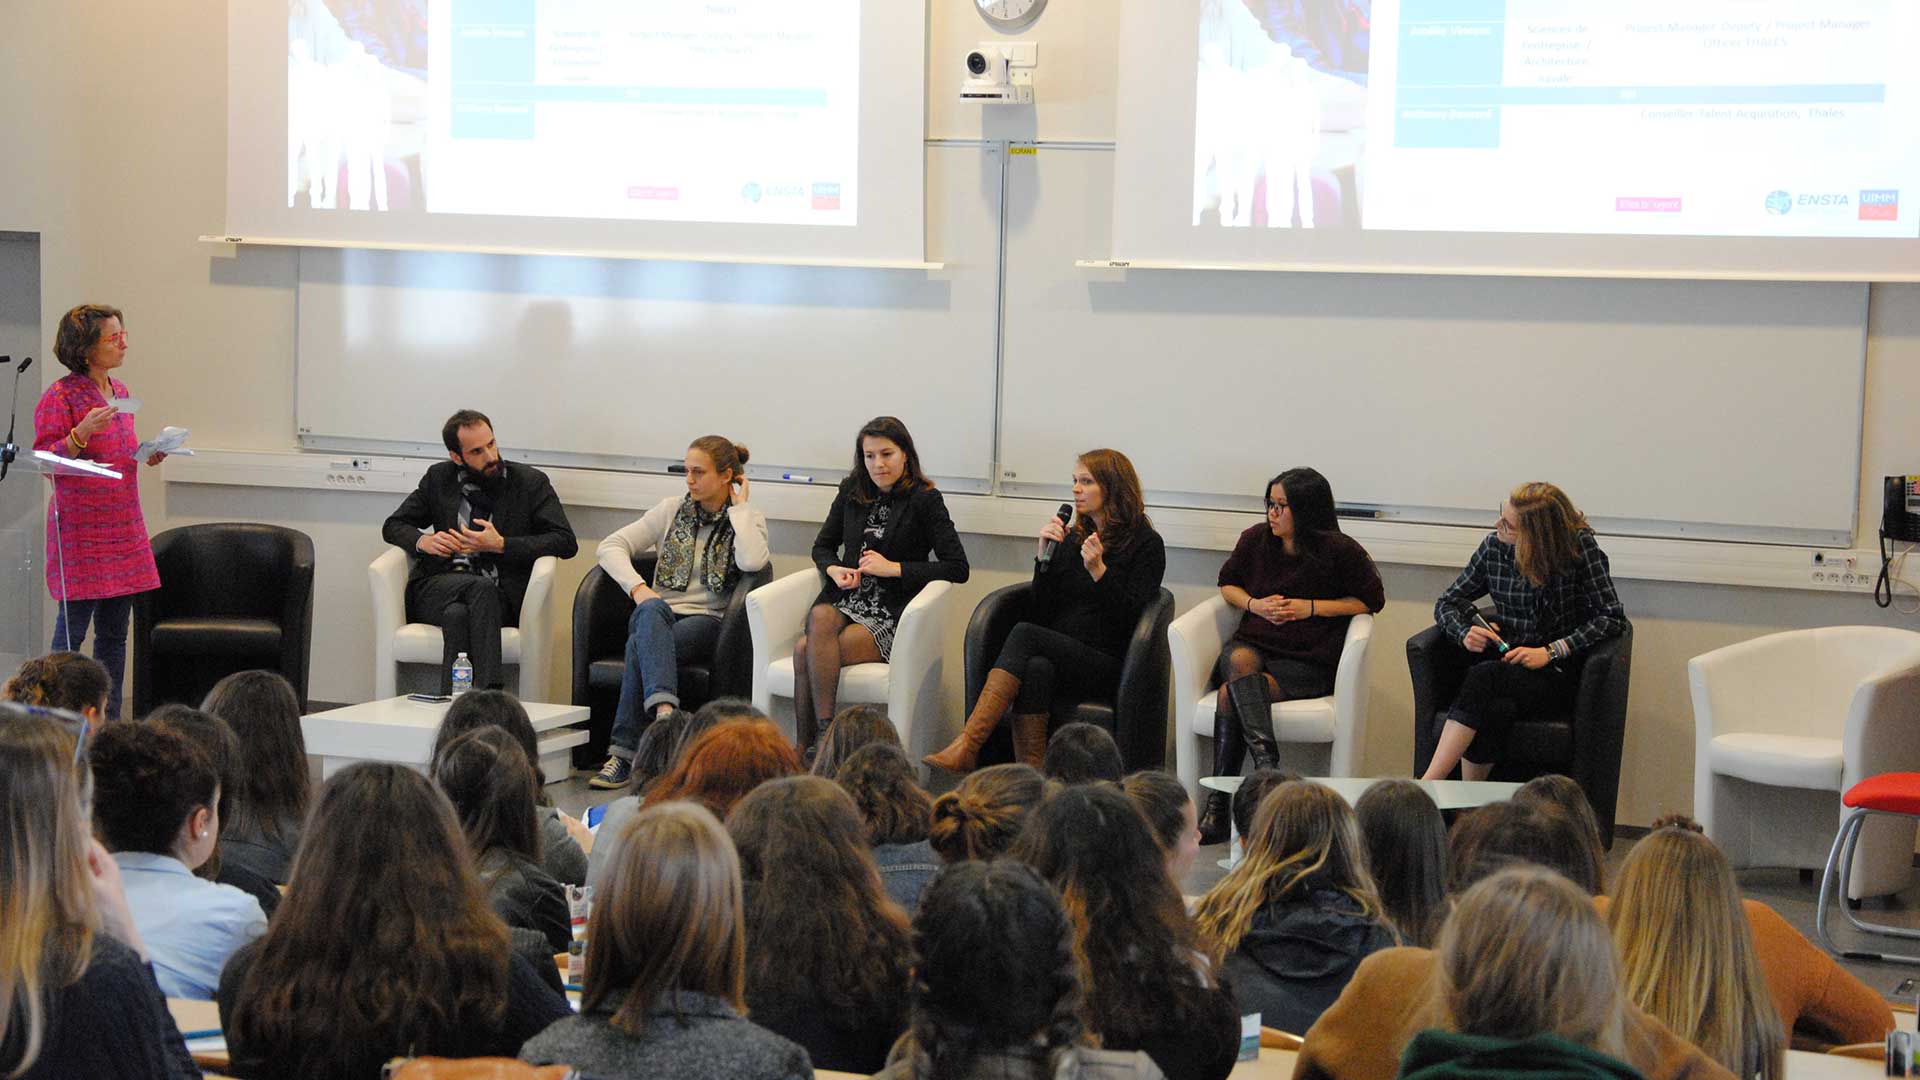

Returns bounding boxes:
[1198,702,1245,845]
[1228,672,1279,771]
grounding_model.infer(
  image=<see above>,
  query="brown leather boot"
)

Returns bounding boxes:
[1011,712,1050,768]
[924,669,1021,774]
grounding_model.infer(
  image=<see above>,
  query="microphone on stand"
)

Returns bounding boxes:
[1036,502,1075,566]
[1,356,29,483]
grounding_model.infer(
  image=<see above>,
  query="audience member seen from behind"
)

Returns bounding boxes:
[590,435,769,790]
[928,449,1165,773]
[433,727,572,953]
[872,859,1166,1079]
[219,763,570,1079]
[1192,781,1392,1038]
[1354,780,1448,949]
[521,801,812,1080]
[88,721,266,1000]
[429,687,589,885]
[0,704,198,1079]
[199,669,311,884]
[1610,825,1836,1076]
[1201,468,1386,842]
[795,415,970,759]
[728,776,914,1073]
[1424,483,1626,782]
[1043,721,1126,785]
[1122,770,1204,885]
[811,703,900,779]
[145,704,281,918]
[1447,799,1605,897]
[1012,784,1239,1080]
[927,762,1048,865]
[836,741,941,912]
[1515,772,1609,861]
[1229,768,1299,864]
[2,651,110,724]
[1292,825,1734,1080]
[1397,867,1641,1080]
[587,713,800,891]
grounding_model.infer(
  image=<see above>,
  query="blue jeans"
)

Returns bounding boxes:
[50,593,134,722]
[608,600,721,758]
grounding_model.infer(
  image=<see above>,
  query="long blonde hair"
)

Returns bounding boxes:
[0,708,98,1078]
[1609,828,1784,1080]
[1192,781,1383,966]
[1508,482,1590,586]
[1439,866,1628,1059]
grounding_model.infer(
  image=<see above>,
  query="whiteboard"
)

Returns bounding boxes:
[296,144,1000,487]
[999,146,1868,542]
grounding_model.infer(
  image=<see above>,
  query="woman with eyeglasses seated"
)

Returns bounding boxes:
[89,722,267,1000]
[0,703,199,1079]
[1197,467,1384,843]
[31,305,167,723]
[926,449,1165,773]
[1422,483,1626,782]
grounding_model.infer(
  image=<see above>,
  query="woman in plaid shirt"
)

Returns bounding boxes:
[1421,483,1626,782]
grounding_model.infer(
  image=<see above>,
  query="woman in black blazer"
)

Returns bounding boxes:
[926,449,1166,772]
[794,417,969,756]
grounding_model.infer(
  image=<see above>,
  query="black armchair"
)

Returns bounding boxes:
[570,554,770,766]
[132,523,315,715]
[962,584,1175,770]
[1408,617,1634,846]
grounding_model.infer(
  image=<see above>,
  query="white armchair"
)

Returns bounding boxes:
[1171,596,1373,801]
[747,569,956,762]
[1691,626,1920,899]
[369,547,559,702]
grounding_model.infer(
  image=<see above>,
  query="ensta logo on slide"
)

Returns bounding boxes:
[1765,190,1854,215]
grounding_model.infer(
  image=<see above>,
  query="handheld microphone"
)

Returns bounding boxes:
[1,357,29,482]
[1036,502,1074,566]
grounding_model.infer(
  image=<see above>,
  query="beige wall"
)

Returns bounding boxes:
[4,0,1919,826]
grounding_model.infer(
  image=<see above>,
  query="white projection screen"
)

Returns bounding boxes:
[1114,0,1920,277]
[229,1,927,263]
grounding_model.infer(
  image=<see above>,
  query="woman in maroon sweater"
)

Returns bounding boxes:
[1200,468,1385,842]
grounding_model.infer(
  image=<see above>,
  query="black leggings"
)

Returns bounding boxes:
[1444,658,1578,765]
[991,622,1122,718]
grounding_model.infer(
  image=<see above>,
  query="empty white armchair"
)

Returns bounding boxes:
[1170,595,1373,800]
[747,569,956,762]
[369,547,559,702]
[1691,627,1920,899]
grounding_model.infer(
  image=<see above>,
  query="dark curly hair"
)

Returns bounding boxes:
[835,741,932,846]
[89,721,217,855]
[1010,784,1220,1050]
[2,652,110,716]
[52,304,123,376]
[906,860,1085,1080]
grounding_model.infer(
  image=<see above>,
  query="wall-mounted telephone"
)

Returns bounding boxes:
[1876,476,1920,606]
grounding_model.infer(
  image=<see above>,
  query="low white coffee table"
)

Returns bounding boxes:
[1200,775,1522,811]
[302,696,589,784]
[1202,775,1523,869]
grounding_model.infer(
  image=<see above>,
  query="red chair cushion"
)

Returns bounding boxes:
[1843,772,1920,814]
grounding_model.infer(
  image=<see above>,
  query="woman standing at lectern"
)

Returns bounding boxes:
[31,305,166,722]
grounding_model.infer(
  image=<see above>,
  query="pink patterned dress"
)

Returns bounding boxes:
[31,373,160,601]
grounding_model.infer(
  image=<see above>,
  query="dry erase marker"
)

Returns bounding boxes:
[783,472,813,482]
[1471,611,1509,653]
[666,464,688,474]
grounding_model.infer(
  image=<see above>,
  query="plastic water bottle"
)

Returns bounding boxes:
[451,653,473,697]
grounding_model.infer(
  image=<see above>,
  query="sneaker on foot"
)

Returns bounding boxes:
[588,755,633,790]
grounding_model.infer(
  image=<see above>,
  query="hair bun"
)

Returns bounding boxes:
[733,443,750,466]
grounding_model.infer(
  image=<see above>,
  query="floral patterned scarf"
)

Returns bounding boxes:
[654,496,735,597]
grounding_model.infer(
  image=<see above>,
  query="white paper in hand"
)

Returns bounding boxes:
[133,425,194,461]
[111,396,142,414]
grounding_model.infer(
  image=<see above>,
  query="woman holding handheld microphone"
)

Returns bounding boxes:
[590,436,770,789]
[792,417,970,760]
[1198,467,1384,843]
[926,449,1166,773]
[1421,482,1626,782]
[31,304,168,722]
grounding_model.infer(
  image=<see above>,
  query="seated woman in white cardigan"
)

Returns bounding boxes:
[591,435,769,790]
